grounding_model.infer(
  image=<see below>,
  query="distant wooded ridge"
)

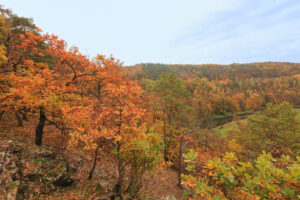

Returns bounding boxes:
[127,62,300,80]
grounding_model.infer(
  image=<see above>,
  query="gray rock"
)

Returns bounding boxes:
[0,140,22,200]
[160,194,177,200]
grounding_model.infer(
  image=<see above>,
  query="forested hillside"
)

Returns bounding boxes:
[128,63,300,118]
[130,63,300,80]
[0,6,299,200]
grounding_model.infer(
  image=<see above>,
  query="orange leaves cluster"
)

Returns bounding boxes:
[0,8,146,151]
[65,55,145,150]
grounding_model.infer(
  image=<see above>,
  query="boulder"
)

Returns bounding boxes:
[0,140,22,200]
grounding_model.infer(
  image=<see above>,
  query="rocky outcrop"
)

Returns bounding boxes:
[0,140,22,200]
[0,139,179,199]
[0,139,76,199]
[160,195,177,200]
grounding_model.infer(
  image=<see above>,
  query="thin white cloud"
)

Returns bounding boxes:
[168,0,300,64]
[1,0,299,64]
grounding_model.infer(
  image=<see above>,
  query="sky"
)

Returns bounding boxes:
[1,0,300,65]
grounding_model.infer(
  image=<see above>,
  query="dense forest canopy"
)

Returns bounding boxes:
[128,63,299,118]
[0,5,299,200]
[130,62,300,80]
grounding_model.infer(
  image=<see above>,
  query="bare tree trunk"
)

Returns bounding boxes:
[88,146,99,179]
[22,110,28,121]
[0,110,5,120]
[15,111,23,127]
[126,160,145,197]
[205,132,208,152]
[115,110,124,198]
[115,142,124,198]
[178,138,183,187]
[35,107,46,146]
[163,112,168,161]
[152,109,156,123]
[178,129,193,187]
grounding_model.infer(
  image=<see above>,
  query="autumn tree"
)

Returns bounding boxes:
[0,7,39,125]
[230,102,300,159]
[67,55,164,198]
[153,72,192,161]
[0,10,94,146]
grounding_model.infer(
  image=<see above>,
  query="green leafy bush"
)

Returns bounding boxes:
[182,151,300,200]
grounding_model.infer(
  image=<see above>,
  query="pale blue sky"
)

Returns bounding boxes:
[1,0,300,65]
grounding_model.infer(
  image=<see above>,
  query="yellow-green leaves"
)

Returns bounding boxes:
[183,149,198,172]
[184,152,300,199]
[0,45,6,64]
